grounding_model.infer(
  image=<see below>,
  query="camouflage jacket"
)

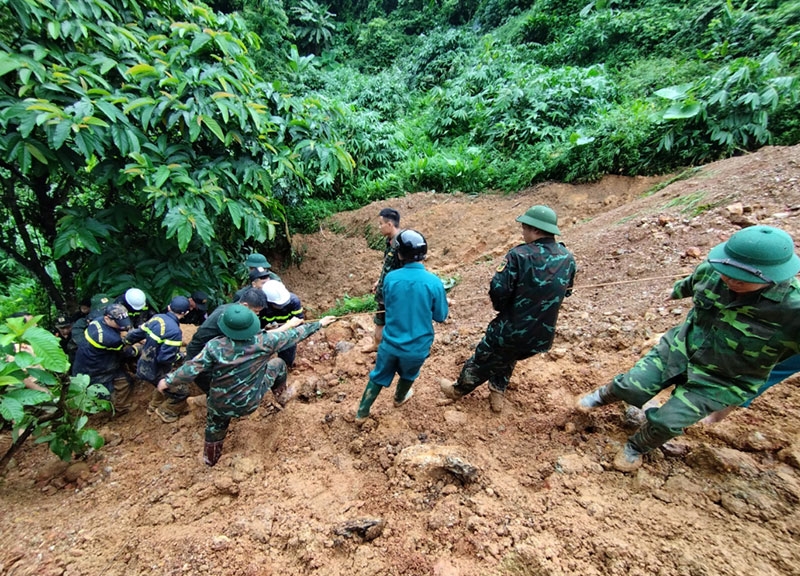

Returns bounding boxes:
[661,261,800,404]
[374,233,403,305]
[485,237,576,355]
[164,321,321,420]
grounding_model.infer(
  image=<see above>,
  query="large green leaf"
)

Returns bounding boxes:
[662,103,702,120]
[23,327,69,373]
[0,396,25,423]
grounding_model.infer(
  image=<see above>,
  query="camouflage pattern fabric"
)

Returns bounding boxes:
[456,237,576,394]
[611,261,800,416]
[373,233,403,325]
[164,322,322,442]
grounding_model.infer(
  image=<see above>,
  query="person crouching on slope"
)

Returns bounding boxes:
[158,305,336,466]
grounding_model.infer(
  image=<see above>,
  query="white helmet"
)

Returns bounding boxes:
[124,287,147,310]
[262,280,291,306]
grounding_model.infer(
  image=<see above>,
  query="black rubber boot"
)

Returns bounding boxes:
[203,440,224,466]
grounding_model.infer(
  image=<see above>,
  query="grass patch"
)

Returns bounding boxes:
[323,293,377,317]
[439,274,461,292]
[365,224,385,250]
[642,167,702,197]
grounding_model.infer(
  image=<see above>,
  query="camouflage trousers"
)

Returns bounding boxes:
[611,346,729,439]
[205,358,287,442]
[455,333,525,395]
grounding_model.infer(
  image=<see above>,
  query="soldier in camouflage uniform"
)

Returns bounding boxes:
[440,205,576,413]
[578,225,800,472]
[158,305,336,466]
[364,207,403,353]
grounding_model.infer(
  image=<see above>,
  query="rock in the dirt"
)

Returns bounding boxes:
[36,461,69,484]
[334,341,355,354]
[555,453,603,474]
[214,475,240,496]
[297,376,326,402]
[742,430,783,452]
[211,534,231,550]
[333,518,385,542]
[778,445,800,470]
[64,462,90,483]
[394,444,478,483]
[725,202,744,216]
[443,410,468,425]
[686,444,760,476]
[719,493,749,518]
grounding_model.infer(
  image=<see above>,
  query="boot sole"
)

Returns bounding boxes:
[393,388,414,408]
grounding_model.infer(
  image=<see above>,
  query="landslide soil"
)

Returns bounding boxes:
[3,146,800,576]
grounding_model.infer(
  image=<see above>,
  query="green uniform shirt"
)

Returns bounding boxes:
[374,233,402,305]
[663,261,800,405]
[165,322,321,421]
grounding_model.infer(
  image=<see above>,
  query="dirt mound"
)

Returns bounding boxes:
[3,147,800,576]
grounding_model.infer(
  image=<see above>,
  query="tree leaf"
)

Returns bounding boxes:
[663,103,701,120]
[200,115,225,143]
[22,327,69,373]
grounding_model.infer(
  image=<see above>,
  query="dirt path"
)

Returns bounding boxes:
[2,146,800,576]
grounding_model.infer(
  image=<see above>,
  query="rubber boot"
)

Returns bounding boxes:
[488,388,505,413]
[156,397,188,423]
[147,388,166,415]
[356,380,383,424]
[576,383,618,412]
[393,379,414,407]
[111,376,132,416]
[203,440,224,466]
[614,422,674,472]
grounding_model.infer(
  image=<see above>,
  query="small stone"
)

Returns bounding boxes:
[64,462,90,483]
[211,535,230,551]
[684,246,702,258]
[725,202,744,216]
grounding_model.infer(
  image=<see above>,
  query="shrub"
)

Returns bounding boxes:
[0,316,110,468]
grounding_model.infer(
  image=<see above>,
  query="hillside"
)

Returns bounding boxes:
[2,145,800,576]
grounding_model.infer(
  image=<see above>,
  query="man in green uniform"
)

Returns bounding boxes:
[364,207,403,352]
[158,305,336,466]
[577,225,800,471]
[440,205,576,413]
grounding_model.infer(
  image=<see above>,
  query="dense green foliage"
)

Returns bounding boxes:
[1,0,798,466]
[279,0,799,228]
[0,316,109,468]
[0,0,352,314]
[1,0,799,308]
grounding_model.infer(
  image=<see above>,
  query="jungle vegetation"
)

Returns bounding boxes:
[0,0,798,462]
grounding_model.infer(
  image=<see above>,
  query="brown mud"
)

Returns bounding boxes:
[2,146,800,576]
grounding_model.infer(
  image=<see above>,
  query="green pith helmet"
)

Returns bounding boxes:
[217,304,261,341]
[708,225,800,284]
[244,253,270,269]
[90,293,111,313]
[515,205,561,235]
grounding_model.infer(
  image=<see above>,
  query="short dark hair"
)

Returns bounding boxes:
[239,287,267,309]
[379,208,400,227]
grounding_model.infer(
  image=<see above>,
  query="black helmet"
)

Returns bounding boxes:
[396,230,428,262]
